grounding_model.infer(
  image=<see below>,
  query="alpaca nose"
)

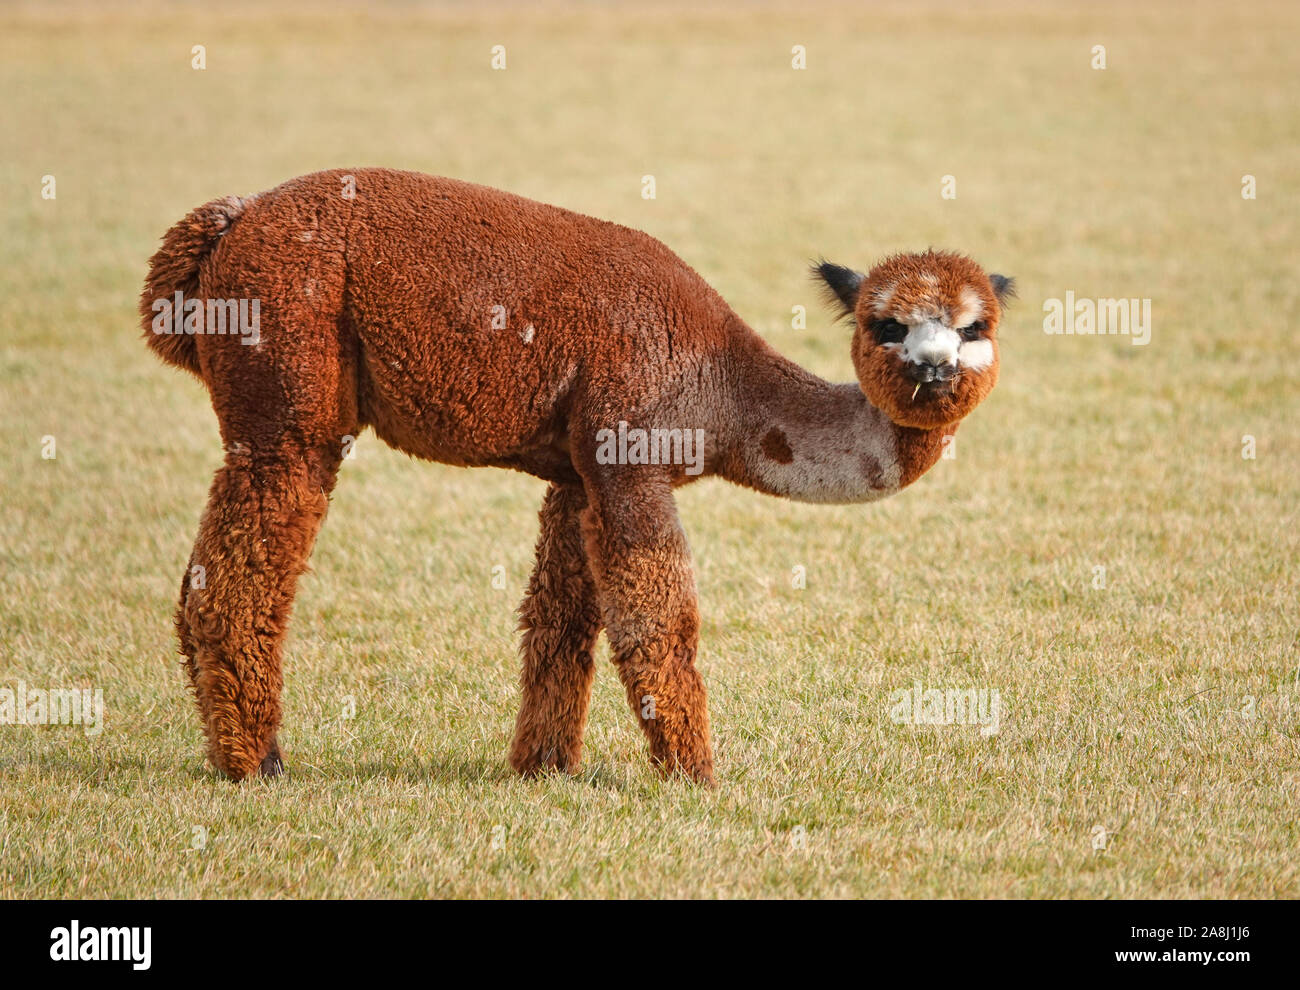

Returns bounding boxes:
[901,321,962,377]
[906,359,958,383]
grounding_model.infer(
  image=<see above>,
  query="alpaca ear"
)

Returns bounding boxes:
[989,274,1017,312]
[812,260,865,320]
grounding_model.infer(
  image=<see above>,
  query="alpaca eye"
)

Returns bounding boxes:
[960,321,987,341]
[872,318,908,344]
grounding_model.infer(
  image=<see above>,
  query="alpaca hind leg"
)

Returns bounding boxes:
[179,560,285,775]
[181,444,341,780]
[169,230,357,779]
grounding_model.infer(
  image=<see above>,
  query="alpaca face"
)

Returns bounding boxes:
[816,251,1014,429]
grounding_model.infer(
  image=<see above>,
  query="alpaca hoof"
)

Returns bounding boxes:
[656,755,715,787]
[259,754,284,778]
[685,767,717,788]
[259,741,285,778]
[510,745,578,778]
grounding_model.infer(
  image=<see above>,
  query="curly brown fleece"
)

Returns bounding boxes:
[141,168,1009,785]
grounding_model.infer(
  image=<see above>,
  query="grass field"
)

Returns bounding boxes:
[1,0,1297,898]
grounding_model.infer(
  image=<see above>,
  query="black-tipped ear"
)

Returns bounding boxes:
[989,274,1017,312]
[812,260,865,320]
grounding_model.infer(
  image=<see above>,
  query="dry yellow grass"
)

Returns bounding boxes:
[0,0,1297,897]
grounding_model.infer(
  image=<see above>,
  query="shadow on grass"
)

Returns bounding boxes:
[339,753,634,791]
[1,747,637,792]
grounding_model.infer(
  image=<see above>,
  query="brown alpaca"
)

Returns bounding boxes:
[140,168,1013,785]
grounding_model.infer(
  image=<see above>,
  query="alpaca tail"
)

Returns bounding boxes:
[139,195,249,376]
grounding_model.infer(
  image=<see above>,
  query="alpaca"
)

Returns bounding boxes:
[140,168,1013,785]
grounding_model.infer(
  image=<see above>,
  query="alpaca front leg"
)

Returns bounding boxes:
[177,448,338,781]
[582,477,715,785]
[509,484,603,776]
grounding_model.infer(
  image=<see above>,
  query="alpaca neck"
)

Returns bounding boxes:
[717,336,956,504]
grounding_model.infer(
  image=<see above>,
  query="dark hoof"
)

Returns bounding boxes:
[259,741,285,778]
[510,745,580,778]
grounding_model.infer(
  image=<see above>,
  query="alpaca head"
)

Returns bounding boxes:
[815,250,1014,429]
